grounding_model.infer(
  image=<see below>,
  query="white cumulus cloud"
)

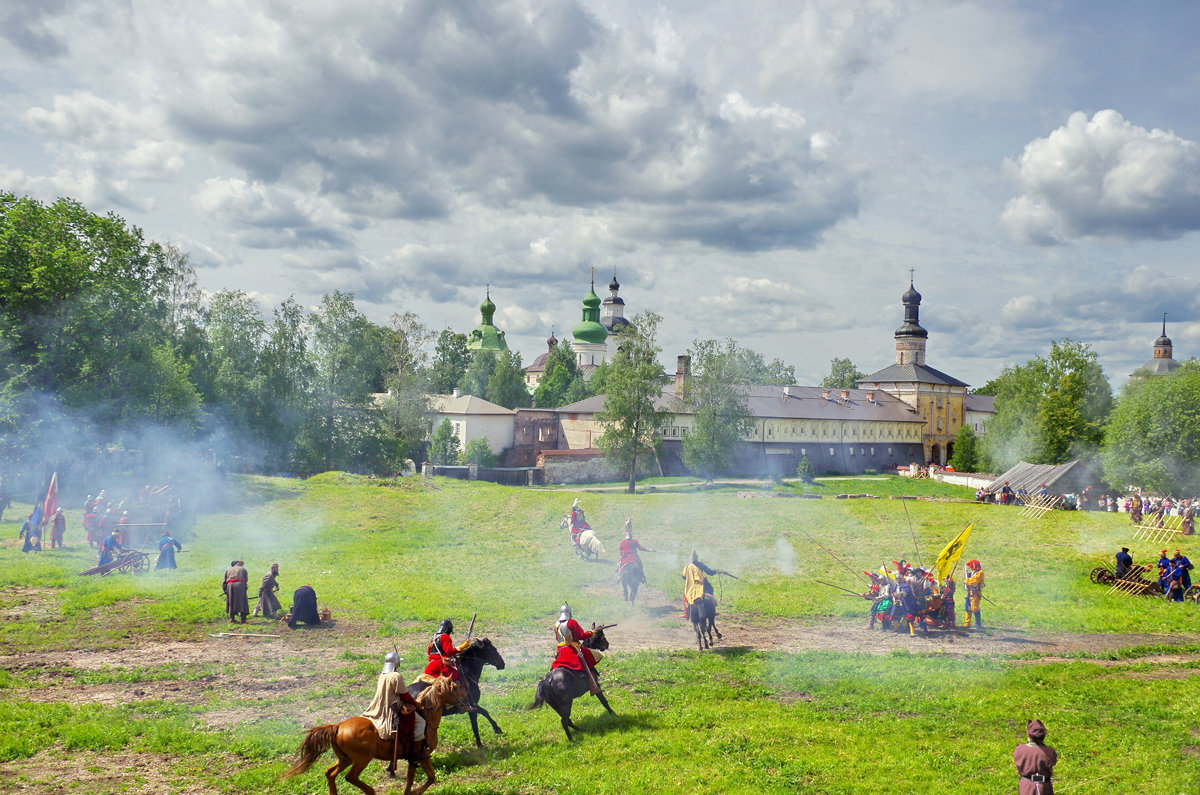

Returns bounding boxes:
[1002,110,1200,245]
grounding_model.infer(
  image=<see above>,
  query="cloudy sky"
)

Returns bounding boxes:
[3,0,1199,388]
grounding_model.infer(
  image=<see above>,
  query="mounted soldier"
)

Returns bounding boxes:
[361,651,425,778]
[421,618,468,683]
[566,498,590,550]
[616,518,654,584]
[552,603,603,695]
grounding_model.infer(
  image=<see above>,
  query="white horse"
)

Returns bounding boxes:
[576,528,606,560]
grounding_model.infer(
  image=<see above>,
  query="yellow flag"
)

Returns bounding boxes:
[934,524,973,583]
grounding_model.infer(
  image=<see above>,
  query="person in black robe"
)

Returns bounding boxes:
[288,585,322,628]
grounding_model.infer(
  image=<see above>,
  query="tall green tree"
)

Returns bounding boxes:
[429,330,470,394]
[297,291,393,473]
[486,350,531,409]
[821,357,865,389]
[533,341,581,408]
[948,425,980,472]
[430,418,460,465]
[459,436,496,467]
[681,339,757,482]
[1102,360,1200,494]
[596,312,670,493]
[458,351,496,398]
[981,339,1112,470]
[203,289,268,446]
[378,312,434,464]
[259,297,314,470]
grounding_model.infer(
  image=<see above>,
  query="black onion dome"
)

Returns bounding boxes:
[902,281,921,304]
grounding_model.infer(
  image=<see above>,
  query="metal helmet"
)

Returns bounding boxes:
[437,618,453,635]
[558,603,572,622]
[382,651,399,674]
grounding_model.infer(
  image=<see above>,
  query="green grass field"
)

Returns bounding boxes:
[0,474,1197,794]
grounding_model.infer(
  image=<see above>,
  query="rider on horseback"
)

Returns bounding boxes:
[361,651,426,775]
[552,603,603,694]
[616,518,654,584]
[682,550,728,613]
[423,618,469,682]
[568,499,589,549]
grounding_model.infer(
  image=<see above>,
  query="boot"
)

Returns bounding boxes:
[974,611,983,629]
[908,621,915,636]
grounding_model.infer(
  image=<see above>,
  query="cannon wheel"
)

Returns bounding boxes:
[1185,586,1200,604]
[1096,570,1116,585]
[1089,567,1104,584]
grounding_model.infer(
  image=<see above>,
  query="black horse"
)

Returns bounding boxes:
[619,562,643,605]
[530,626,612,741]
[687,594,722,651]
[408,637,506,748]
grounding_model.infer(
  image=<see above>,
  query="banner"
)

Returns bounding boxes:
[934,524,973,583]
[41,472,58,527]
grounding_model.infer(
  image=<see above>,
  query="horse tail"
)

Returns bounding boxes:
[528,676,548,710]
[282,723,339,778]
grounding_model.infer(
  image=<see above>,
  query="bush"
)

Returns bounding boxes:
[459,437,496,467]
[430,419,460,465]
[796,455,816,483]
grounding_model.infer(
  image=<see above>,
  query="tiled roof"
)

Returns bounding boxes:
[858,363,969,388]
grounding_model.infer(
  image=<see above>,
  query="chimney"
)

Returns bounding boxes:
[783,385,795,398]
[452,387,461,398]
[676,355,691,399]
[865,391,875,403]
[821,389,830,400]
[840,390,850,402]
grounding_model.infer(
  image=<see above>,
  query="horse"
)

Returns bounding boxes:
[576,528,605,560]
[284,676,468,795]
[686,593,722,651]
[530,625,613,741]
[407,637,505,748]
[619,561,643,605]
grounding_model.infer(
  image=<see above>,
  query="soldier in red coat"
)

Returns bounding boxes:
[552,603,603,695]
[616,518,654,584]
[423,618,467,680]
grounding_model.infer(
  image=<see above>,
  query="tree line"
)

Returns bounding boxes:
[2,192,1193,494]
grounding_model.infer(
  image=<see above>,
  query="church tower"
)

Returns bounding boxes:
[1133,313,1181,376]
[600,268,636,358]
[572,270,609,369]
[466,286,508,354]
[894,277,928,366]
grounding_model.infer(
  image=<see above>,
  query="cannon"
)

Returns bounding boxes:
[77,549,150,577]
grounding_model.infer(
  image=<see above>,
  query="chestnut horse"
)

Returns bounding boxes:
[284,676,468,795]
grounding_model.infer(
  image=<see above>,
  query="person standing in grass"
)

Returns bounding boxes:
[155,529,182,570]
[256,563,282,618]
[1013,719,1056,793]
[1114,547,1133,578]
[1171,549,1192,591]
[49,507,66,548]
[223,560,250,623]
[963,559,984,630]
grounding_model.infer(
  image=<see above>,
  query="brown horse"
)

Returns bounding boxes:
[284,676,468,795]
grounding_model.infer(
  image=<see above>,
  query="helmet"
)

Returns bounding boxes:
[558,603,572,622]
[437,618,453,635]
[382,651,399,674]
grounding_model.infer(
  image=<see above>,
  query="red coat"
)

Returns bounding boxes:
[424,632,461,679]
[618,537,647,568]
[552,618,597,670]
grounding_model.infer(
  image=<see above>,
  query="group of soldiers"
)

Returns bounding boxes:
[1128,496,1197,534]
[220,560,322,629]
[1113,547,1194,601]
[18,507,65,552]
[861,558,985,635]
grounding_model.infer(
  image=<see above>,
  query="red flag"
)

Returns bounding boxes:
[40,473,58,528]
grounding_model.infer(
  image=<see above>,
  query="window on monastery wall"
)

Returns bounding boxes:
[681,427,688,436]
[849,447,854,456]
[801,448,807,456]
[888,447,893,455]
[870,447,875,455]
[937,397,944,409]
[937,418,944,431]
[829,447,835,456]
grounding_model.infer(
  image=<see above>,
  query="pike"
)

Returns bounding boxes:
[797,526,869,584]
[813,579,868,599]
[901,499,922,569]
[464,611,478,642]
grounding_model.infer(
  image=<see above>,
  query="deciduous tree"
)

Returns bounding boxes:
[1102,360,1200,495]
[680,339,756,482]
[821,357,865,390]
[596,313,670,493]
